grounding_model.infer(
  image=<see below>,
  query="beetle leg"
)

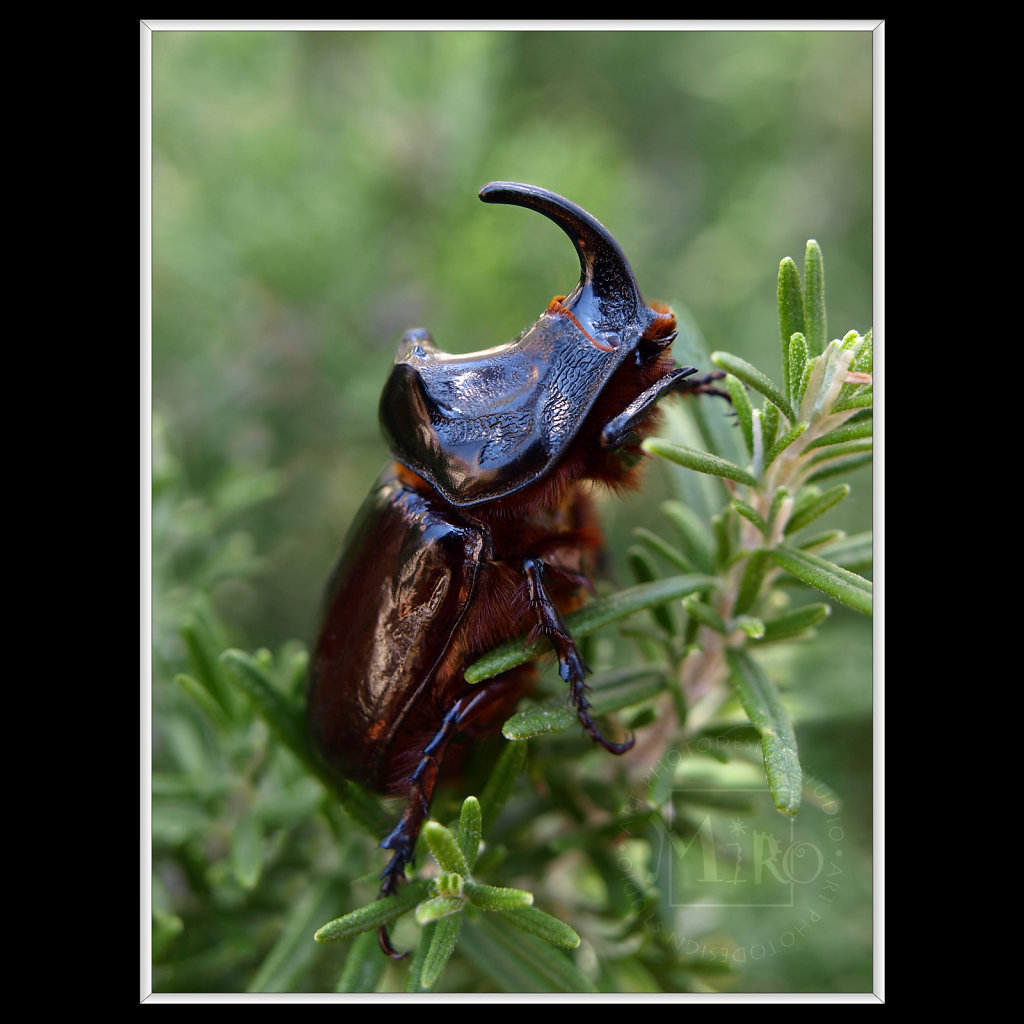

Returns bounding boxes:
[380,702,459,887]
[600,368,731,451]
[377,685,512,958]
[599,366,698,450]
[674,369,730,402]
[522,556,634,755]
[375,701,460,957]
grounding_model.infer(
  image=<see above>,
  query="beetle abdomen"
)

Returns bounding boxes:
[309,467,603,793]
[308,470,485,789]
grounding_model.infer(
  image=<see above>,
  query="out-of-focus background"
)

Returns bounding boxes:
[149,25,875,995]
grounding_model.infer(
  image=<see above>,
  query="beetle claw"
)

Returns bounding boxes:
[580,712,635,755]
[570,676,635,755]
[378,924,407,960]
[676,369,731,403]
[592,730,636,755]
[376,849,412,959]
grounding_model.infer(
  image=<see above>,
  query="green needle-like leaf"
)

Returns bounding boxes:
[503,704,574,740]
[632,526,694,573]
[840,328,862,351]
[661,500,715,574]
[336,929,387,994]
[710,351,796,423]
[769,545,872,615]
[712,510,734,568]
[478,741,526,831]
[806,451,873,482]
[760,401,780,456]
[726,648,802,816]
[221,655,380,825]
[731,498,767,536]
[785,484,851,535]
[628,547,675,634]
[250,875,349,993]
[798,529,845,552]
[787,332,810,407]
[764,421,809,468]
[768,486,790,530]
[415,895,465,924]
[219,649,316,773]
[803,240,827,356]
[463,916,599,993]
[806,416,873,450]
[590,663,671,696]
[818,531,872,572]
[831,386,873,414]
[465,881,534,911]
[734,548,770,616]
[566,572,715,638]
[495,907,581,950]
[751,603,831,643]
[232,813,263,889]
[403,923,432,993]
[420,913,463,990]
[457,797,482,870]
[734,615,766,638]
[181,610,236,718]
[852,329,873,370]
[174,672,231,730]
[778,256,805,395]
[423,820,470,876]
[682,595,727,633]
[643,437,758,487]
[314,880,431,943]
[806,439,873,469]
[795,358,817,417]
[465,574,714,683]
[725,374,755,455]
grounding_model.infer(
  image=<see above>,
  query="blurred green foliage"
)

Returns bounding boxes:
[149,27,874,995]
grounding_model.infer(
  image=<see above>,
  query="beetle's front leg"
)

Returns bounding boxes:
[676,369,729,402]
[522,556,634,755]
[599,367,729,451]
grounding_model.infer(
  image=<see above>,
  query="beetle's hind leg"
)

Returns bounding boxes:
[376,681,522,957]
[522,556,634,755]
[375,698,463,957]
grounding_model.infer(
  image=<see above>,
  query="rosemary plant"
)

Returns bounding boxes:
[154,240,872,994]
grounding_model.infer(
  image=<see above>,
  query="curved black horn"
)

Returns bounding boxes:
[478,181,657,345]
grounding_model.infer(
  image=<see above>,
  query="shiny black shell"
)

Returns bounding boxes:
[378,181,675,507]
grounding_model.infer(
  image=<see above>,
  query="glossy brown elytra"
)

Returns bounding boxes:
[308,182,714,956]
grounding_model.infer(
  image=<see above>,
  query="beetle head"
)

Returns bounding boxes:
[380,182,676,507]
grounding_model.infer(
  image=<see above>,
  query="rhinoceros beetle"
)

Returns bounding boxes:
[308,182,717,957]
